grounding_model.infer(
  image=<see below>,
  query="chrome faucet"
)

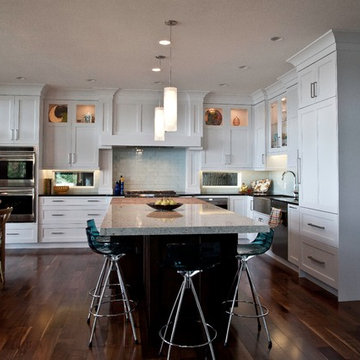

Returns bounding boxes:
[282,170,299,199]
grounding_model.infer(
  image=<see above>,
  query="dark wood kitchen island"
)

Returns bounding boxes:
[100,197,269,356]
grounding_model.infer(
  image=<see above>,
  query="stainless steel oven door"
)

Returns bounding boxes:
[0,187,35,222]
[0,148,35,187]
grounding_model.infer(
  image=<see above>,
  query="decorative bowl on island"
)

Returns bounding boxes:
[147,198,182,211]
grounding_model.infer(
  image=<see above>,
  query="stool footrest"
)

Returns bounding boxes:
[89,299,136,318]
[159,321,217,349]
[223,299,269,319]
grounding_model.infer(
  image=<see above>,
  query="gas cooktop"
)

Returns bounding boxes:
[125,190,177,198]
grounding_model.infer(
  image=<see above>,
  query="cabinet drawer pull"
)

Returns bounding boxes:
[51,232,65,235]
[51,214,65,217]
[310,82,315,98]
[307,256,325,265]
[289,206,297,209]
[52,200,64,202]
[7,232,20,236]
[87,213,100,216]
[87,200,100,202]
[307,223,325,230]
[313,81,318,97]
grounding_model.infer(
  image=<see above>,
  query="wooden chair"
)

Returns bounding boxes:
[0,207,13,285]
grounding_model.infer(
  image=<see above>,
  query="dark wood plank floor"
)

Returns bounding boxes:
[1,249,360,359]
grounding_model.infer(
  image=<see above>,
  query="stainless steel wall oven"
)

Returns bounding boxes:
[0,147,36,222]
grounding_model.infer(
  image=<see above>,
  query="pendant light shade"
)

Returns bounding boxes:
[154,106,165,141]
[163,86,177,132]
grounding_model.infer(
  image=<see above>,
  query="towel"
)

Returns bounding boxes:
[268,207,282,229]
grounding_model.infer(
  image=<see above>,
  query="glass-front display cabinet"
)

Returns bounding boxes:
[269,96,287,151]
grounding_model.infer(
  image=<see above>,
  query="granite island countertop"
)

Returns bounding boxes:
[100,197,269,236]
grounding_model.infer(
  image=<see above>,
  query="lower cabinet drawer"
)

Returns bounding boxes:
[6,223,37,244]
[300,208,338,247]
[40,227,86,243]
[40,209,105,224]
[300,237,338,289]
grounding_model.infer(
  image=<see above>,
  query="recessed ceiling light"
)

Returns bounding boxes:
[86,78,96,82]
[238,65,249,70]
[270,36,283,42]
[16,76,26,80]
[159,40,171,46]
[152,67,161,72]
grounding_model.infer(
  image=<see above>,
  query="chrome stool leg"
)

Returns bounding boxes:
[159,279,186,356]
[87,256,109,324]
[224,259,244,346]
[89,259,113,347]
[114,259,138,343]
[189,273,216,360]
[246,262,261,331]
[166,275,187,360]
[159,270,217,360]
[245,261,272,348]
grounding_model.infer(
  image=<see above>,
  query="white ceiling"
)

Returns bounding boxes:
[1,0,360,96]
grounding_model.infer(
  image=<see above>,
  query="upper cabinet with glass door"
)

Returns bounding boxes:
[43,101,99,169]
[269,96,287,152]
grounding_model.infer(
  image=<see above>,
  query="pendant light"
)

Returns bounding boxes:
[154,75,165,141]
[163,20,178,132]
[154,106,165,141]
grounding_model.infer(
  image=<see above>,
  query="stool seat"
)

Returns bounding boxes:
[236,231,274,257]
[165,241,220,271]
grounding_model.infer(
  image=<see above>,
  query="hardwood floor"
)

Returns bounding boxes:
[1,249,360,359]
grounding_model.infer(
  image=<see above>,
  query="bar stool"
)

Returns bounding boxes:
[86,219,138,347]
[223,228,274,349]
[159,242,220,360]
[0,207,13,286]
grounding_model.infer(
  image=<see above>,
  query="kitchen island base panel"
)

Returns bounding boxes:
[140,233,238,356]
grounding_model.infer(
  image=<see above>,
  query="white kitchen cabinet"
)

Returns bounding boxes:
[229,196,247,216]
[253,101,266,169]
[39,196,110,243]
[268,94,287,153]
[298,52,336,109]
[202,105,252,169]
[285,85,299,169]
[0,95,39,145]
[298,97,338,214]
[300,230,338,289]
[100,90,205,147]
[43,101,100,169]
[288,204,300,266]
[5,223,37,244]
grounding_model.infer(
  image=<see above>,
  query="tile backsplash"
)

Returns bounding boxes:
[113,147,186,192]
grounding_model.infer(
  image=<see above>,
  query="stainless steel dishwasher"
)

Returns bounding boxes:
[253,197,288,261]
[270,199,288,261]
[196,196,229,210]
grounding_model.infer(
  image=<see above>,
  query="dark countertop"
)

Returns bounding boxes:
[38,192,299,205]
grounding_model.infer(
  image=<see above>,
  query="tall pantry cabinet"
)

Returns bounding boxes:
[288,30,360,301]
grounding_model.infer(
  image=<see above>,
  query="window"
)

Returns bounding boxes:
[54,172,94,187]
